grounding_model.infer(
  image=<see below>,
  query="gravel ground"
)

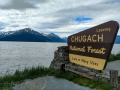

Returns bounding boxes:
[12,77,46,90]
[12,76,95,90]
[12,60,120,90]
[106,60,120,77]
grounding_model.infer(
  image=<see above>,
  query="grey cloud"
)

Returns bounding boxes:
[9,24,19,27]
[34,1,120,35]
[0,22,8,30]
[0,22,7,25]
[55,17,72,25]
[0,0,37,10]
[36,12,82,31]
[56,6,101,17]
[42,7,93,30]
[41,22,61,29]
[42,30,71,33]
[9,24,29,28]
[49,2,120,29]
[39,17,71,29]
[0,0,49,11]
[0,28,4,30]
[34,7,94,32]
[28,0,50,4]
[56,2,120,18]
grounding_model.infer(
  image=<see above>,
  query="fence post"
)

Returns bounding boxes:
[110,70,118,90]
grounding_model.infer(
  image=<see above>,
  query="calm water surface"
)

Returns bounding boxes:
[0,42,67,75]
[0,41,120,75]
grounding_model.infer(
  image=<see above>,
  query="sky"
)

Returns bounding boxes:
[0,0,120,37]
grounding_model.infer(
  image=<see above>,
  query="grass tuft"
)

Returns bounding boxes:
[109,53,120,62]
[0,66,115,90]
[0,53,120,90]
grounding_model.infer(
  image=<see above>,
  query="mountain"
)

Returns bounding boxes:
[0,28,66,42]
[0,28,51,42]
[0,28,119,43]
[115,35,120,44]
[44,33,66,42]
[62,37,68,42]
[0,31,14,38]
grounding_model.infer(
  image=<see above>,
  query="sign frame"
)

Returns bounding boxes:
[68,21,119,70]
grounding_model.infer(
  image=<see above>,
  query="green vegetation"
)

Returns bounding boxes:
[109,53,120,62]
[0,66,115,90]
[119,78,120,89]
[0,53,120,90]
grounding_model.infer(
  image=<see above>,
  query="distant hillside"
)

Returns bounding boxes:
[62,37,68,42]
[0,28,67,42]
[44,33,65,42]
[115,35,120,44]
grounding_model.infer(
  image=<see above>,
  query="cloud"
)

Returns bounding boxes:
[0,0,120,37]
[28,0,50,4]
[0,0,49,11]
[0,22,8,30]
[9,24,19,27]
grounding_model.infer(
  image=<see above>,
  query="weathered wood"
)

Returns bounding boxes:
[110,70,118,90]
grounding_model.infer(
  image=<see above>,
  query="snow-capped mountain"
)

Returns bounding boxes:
[0,31,14,38]
[44,33,65,42]
[0,28,67,42]
[61,37,68,42]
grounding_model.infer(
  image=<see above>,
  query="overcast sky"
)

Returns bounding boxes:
[0,0,120,37]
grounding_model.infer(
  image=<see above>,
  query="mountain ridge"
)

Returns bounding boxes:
[0,28,119,43]
[0,28,66,42]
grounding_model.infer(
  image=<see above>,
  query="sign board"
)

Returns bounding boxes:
[68,21,119,70]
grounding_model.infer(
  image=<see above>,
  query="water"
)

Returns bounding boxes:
[0,41,67,75]
[0,41,120,75]
[111,44,120,54]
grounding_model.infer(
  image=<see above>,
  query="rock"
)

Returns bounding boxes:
[50,46,120,82]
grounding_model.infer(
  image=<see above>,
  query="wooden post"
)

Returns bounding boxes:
[110,70,118,90]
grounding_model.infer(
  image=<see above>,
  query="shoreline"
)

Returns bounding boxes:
[0,60,119,90]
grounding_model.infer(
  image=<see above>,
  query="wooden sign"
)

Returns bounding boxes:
[68,21,119,70]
